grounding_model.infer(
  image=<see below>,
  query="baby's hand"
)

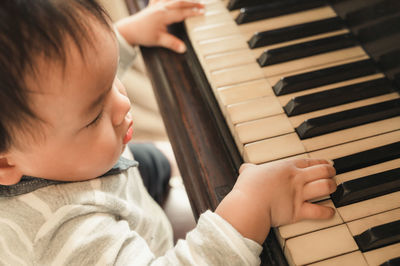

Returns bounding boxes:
[215,158,336,244]
[239,158,336,226]
[116,0,204,53]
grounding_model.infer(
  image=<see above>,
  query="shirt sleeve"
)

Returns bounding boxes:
[29,210,262,265]
[1,166,262,265]
[154,210,263,266]
[115,26,137,79]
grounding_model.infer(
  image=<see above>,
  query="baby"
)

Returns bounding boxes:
[0,0,336,265]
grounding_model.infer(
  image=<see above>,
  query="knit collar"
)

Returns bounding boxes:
[0,157,137,197]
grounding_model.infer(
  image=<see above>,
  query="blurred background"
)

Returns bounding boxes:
[98,0,196,243]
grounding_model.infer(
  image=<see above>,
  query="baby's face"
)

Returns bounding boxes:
[6,20,133,183]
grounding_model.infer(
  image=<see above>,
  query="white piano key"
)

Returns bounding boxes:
[197,34,248,56]
[190,21,239,41]
[277,73,385,107]
[224,90,398,156]
[232,6,337,42]
[203,30,351,72]
[336,158,400,184]
[346,208,400,236]
[308,251,368,266]
[337,191,400,222]
[251,28,350,52]
[308,130,400,161]
[224,85,398,142]
[186,10,232,31]
[284,224,358,265]
[243,133,305,163]
[363,243,400,266]
[210,63,264,87]
[207,47,367,88]
[216,78,273,106]
[189,6,337,44]
[226,95,283,124]
[266,55,369,87]
[302,116,400,152]
[203,0,227,13]
[261,46,366,78]
[288,92,400,128]
[277,200,343,240]
[204,49,255,72]
[240,119,400,164]
[235,114,293,145]
[187,6,338,57]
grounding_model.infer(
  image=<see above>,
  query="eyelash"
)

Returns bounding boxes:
[86,110,104,128]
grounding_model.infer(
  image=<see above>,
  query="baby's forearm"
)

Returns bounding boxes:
[215,189,271,245]
[115,16,140,46]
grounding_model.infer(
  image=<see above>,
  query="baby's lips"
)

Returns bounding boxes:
[123,125,133,144]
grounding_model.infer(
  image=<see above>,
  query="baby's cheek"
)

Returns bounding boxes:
[93,132,120,161]
[115,79,128,96]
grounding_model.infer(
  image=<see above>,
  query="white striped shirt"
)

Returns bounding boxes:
[0,156,261,265]
[0,31,262,266]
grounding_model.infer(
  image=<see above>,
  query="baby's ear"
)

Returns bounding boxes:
[0,156,23,185]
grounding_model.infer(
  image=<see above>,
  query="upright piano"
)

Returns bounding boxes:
[126,0,400,265]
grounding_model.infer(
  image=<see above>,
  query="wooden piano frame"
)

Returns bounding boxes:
[126,1,287,264]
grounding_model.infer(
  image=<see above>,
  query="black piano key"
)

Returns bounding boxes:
[333,141,400,175]
[258,33,358,67]
[235,0,327,25]
[248,17,345,49]
[395,72,400,90]
[227,0,272,11]
[380,256,400,266]
[331,167,400,207]
[345,0,400,27]
[378,50,400,91]
[354,220,400,252]
[284,78,394,116]
[357,15,400,44]
[379,50,400,72]
[295,98,400,139]
[273,59,379,96]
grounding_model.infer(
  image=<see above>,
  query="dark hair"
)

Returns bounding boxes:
[0,0,111,152]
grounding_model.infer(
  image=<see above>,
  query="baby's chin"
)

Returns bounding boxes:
[67,152,123,182]
[77,142,131,181]
[82,145,128,180]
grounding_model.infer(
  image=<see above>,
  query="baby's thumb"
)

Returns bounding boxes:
[298,202,335,221]
[158,33,186,53]
[238,163,255,174]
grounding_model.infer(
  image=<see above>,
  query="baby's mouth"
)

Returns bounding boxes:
[123,122,133,144]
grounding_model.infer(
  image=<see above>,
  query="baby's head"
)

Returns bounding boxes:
[0,0,133,185]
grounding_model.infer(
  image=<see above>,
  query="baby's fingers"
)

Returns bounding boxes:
[302,163,336,183]
[303,178,337,201]
[164,0,205,22]
[166,0,205,10]
[293,158,333,169]
[158,32,186,53]
[238,163,255,174]
[298,202,335,221]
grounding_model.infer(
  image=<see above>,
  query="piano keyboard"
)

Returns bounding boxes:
[184,0,400,265]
